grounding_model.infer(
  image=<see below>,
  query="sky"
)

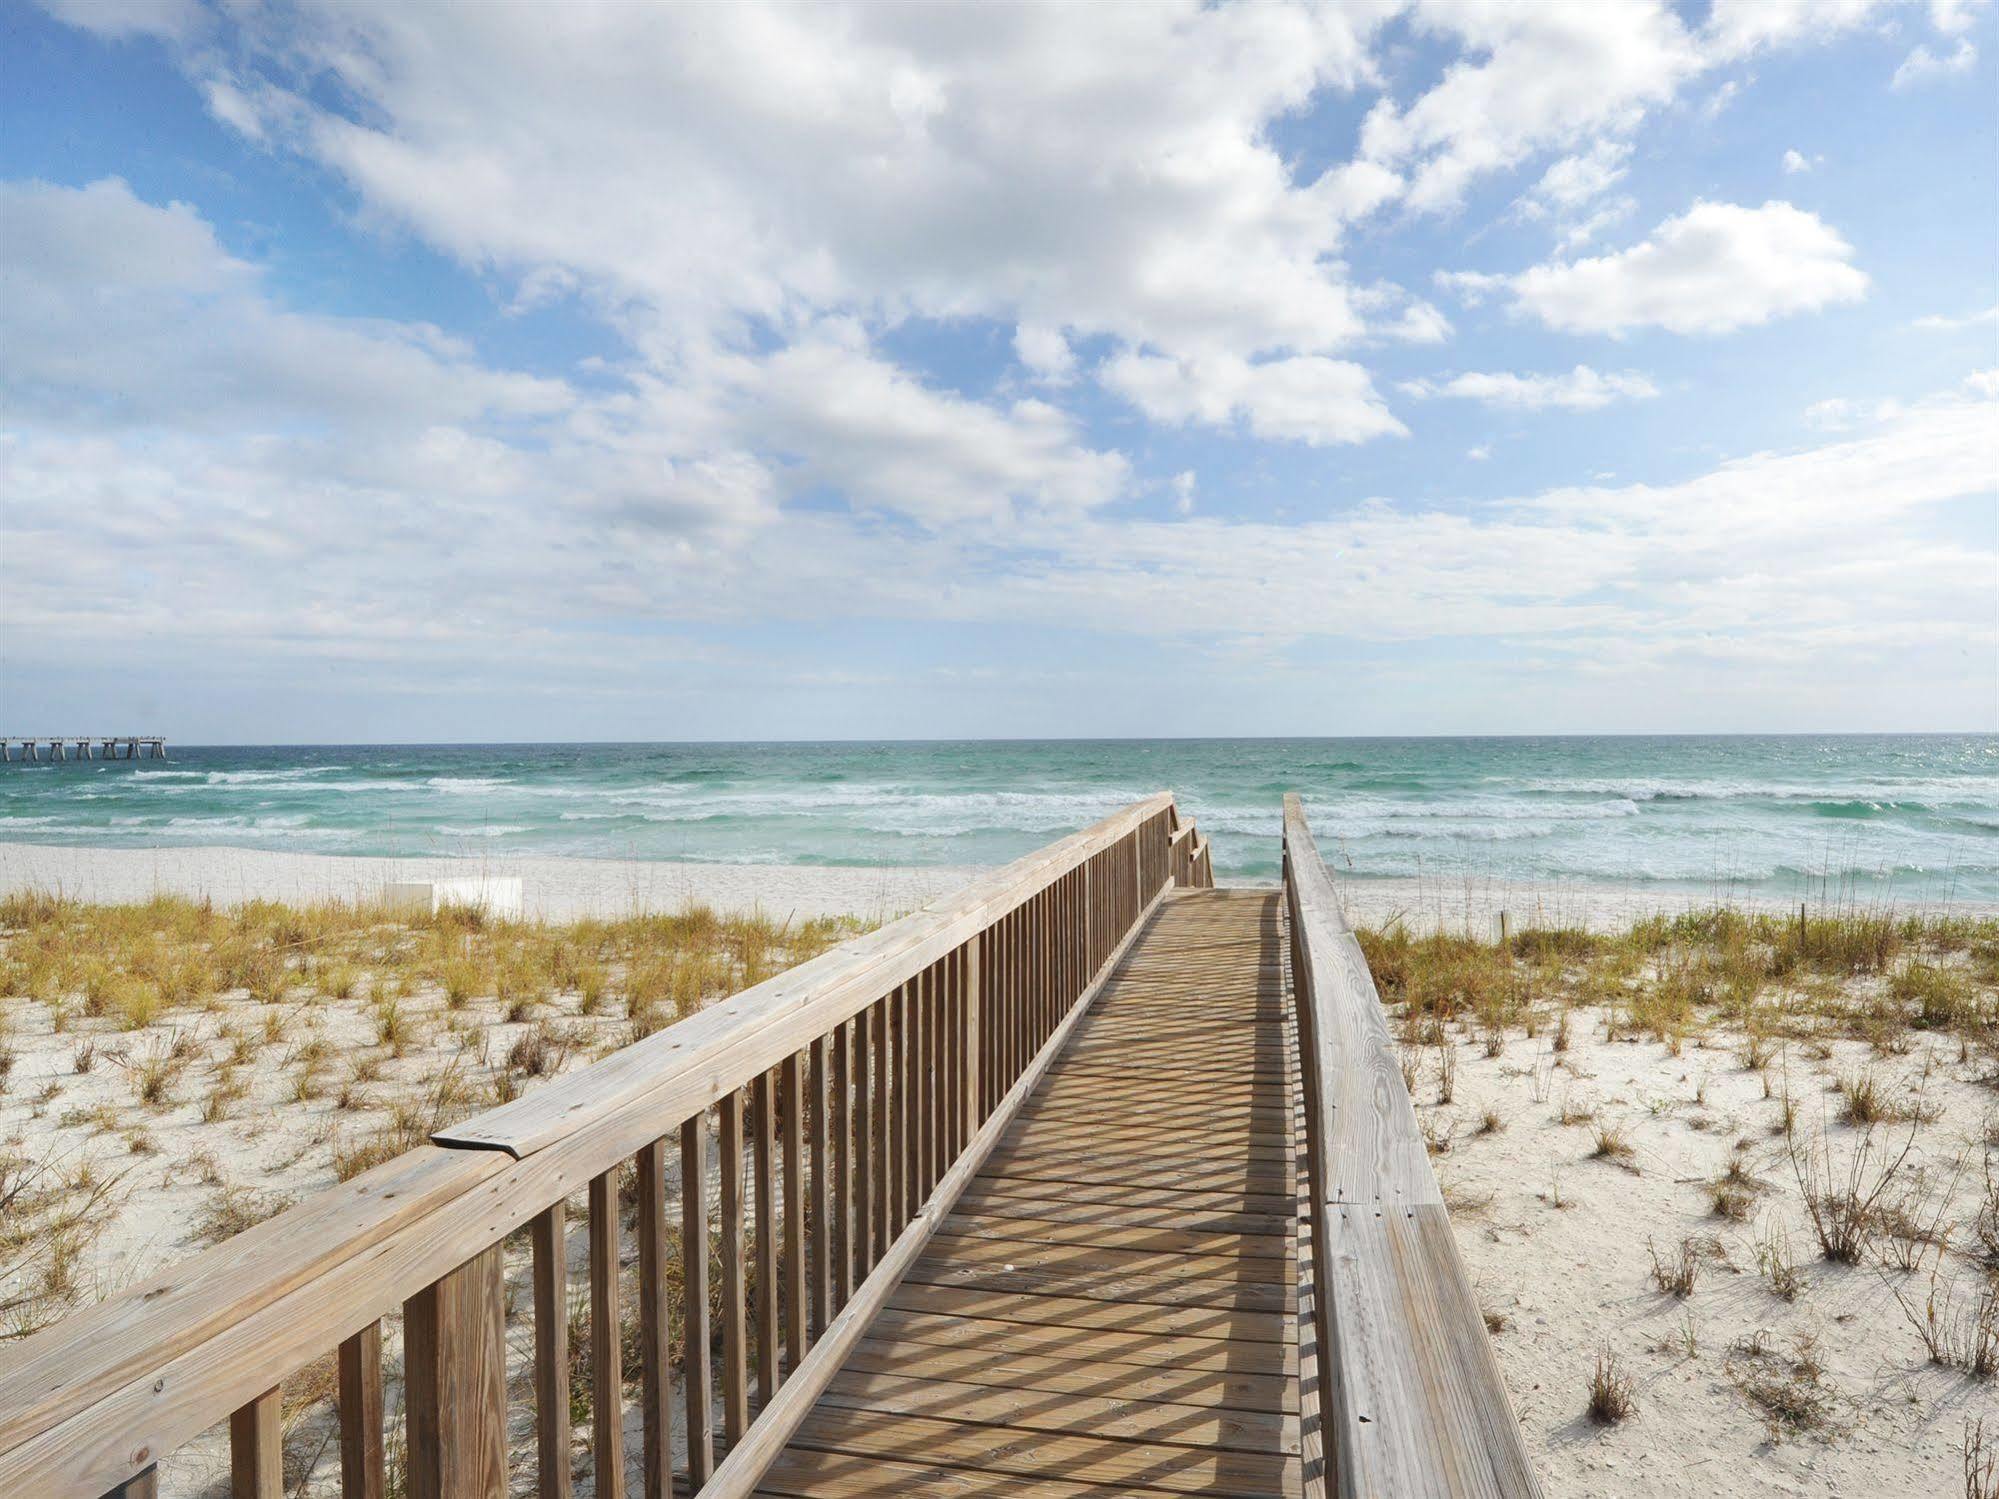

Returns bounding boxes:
[1,0,1995,744]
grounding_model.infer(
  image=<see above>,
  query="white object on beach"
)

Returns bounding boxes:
[381,876,523,920]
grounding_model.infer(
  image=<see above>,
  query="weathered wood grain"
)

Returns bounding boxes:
[528,1205,569,1499]
[338,1322,385,1499]
[1284,793,1540,1498]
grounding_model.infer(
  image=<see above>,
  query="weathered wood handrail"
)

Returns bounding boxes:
[1282,793,1540,1498]
[1,794,1198,1499]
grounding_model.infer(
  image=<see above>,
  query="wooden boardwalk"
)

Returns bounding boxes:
[757,888,1301,1498]
[8,795,1536,1499]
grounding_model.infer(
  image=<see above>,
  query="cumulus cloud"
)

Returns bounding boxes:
[1400,366,1660,411]
[1361,3,1700,213]
[1100,351,1405,446]
[179,3,1393,386]
[1014,325,1077,384]
[1892,38,1979,87]
[0,178,1129,558]
[1704,0,1896,59]
[1452,200,1868,336]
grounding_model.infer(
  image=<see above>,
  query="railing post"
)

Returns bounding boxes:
[403,1245,508,1499]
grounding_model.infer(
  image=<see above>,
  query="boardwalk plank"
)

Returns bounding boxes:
[763,891,1300,1495]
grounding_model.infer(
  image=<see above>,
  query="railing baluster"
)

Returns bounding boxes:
[229,1386,281,1499]
[680,1112,714,1486]
[930,961,947,1188]
[912,970,930,1204]
[854,1007,874,1274]
[404,1245,507,1499]
[871,997,891,1259]
[783,1052,807,1369]
[808,1034,830,1339]
[339,1322,385,1499]
[753,1068,779,1402]
[588,1170,624,1499]
[964,932,982,1145]
[529,1205,570,1499]
[635,1137,673,1499]
[832,1018,853,1309]
[900,981,917,1221]
[718,1090,749,1442]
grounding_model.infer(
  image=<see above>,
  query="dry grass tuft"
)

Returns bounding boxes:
[1586,1344,1635,1424]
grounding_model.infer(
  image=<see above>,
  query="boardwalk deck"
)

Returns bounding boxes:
[7,794,1535,1499]
[756,888,1301,1498]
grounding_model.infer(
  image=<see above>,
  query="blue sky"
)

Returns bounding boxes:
[2,0,1994,743]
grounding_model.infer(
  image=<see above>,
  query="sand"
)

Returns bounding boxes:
[9,841,1988,933]
[1427,1010,1997,1497]
[0,841,983,924]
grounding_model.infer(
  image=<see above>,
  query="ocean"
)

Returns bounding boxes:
[1,736,1994,901]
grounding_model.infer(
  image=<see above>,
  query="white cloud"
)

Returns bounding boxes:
[1514,140,1637,250]
[1466,443,1492,461]
[1361,3,1701,213]
[0,177,1130,565]
[1893,38,1980,87]
[1782,148,1815,173]
[1525,141,1633,213]
[1400,366,1660,411]
[1457,200,1868,336]
[182,3,1395,392]
[1355,282,1454,343]
[1014,325,1077,384]
[1705,0,1896,60]
[1803,396,1903,430]
[36,0,199,41]
[1930,0,1991,34]
[1377,299,1454,343]
[1170,471,1197,515]
[1912,303,1999,331]
[741,326,1128,526]
[1099,351,1405,445]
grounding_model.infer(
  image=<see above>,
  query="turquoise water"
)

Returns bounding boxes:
[1,737,1995,899]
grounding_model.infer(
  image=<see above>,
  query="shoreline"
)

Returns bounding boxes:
[4,841,1995,932]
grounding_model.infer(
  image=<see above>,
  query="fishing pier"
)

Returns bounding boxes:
[3,736,167,762]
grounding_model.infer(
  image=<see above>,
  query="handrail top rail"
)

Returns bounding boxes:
[0,793,1179,1481]
[436,790,1174,1158]
[1283,790,1541,1498]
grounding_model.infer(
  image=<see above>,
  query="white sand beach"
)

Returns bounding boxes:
[6,841,1993,933]
[0,842,984,925]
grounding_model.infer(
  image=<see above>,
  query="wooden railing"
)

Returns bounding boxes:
[1,794,1197,1499]
[1282,793,1540,1498]
[1166,803,1214,891]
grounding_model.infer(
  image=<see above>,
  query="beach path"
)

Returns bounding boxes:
[756,887,1302,1497]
